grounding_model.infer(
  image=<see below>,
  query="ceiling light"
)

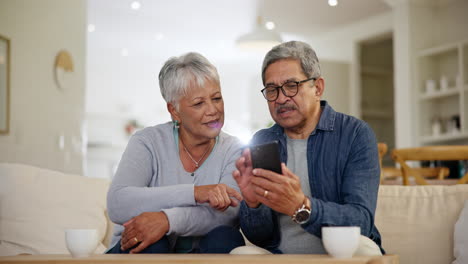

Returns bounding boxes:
[236,16,282,52]
[88,24,95,33]
[131,1,141,10]
[121,48,129,57]
[328,0,338,7]
[155,33,164,41]
[265,21,275,30]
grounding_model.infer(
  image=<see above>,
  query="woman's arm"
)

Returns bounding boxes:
[161,138,244,236]
[162,204,239,236]
[107,134,196,224]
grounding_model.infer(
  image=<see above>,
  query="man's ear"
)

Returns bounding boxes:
[167,103,180,122]
[315,78,325,97]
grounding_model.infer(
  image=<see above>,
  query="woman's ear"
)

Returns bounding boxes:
[167,103,180,122]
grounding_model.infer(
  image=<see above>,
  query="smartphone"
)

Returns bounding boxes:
[250,141,282,174]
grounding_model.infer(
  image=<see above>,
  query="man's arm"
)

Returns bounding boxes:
[302,122,380,237]
[239,202,277,247]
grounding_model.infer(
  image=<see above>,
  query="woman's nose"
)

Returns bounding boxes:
[206,101,218,115]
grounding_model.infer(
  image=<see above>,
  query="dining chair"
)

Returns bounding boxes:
[378,143,449,185]
[377,143,388,183]
[391,145,468,185]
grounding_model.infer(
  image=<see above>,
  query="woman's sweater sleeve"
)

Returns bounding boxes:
[107,134,196,224]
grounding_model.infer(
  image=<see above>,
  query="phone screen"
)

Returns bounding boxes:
[250,141,282,174]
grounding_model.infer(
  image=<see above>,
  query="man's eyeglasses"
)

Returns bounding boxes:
[260,77,317,102]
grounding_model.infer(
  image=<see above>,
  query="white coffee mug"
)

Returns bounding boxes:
[440,76,448,91]
[425,79,436,94]
[65,229,98,258]
[322,226,360,258]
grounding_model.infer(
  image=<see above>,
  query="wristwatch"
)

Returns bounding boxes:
[291,197,311,224]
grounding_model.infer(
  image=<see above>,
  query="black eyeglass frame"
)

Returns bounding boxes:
[260,77,317,102]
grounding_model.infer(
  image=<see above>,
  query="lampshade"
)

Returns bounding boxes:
[236,17,282,51]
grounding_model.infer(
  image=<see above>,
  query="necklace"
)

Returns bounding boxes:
[180,139,211,168]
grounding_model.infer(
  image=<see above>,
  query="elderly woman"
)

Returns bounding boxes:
[106,52,245,254]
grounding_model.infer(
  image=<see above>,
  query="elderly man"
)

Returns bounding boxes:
[233,41,383,255]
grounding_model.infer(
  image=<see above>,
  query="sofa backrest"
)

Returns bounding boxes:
[0,163,110,256]
[376,184,468,264]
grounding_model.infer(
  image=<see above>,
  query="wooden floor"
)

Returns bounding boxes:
[0,254,399,264]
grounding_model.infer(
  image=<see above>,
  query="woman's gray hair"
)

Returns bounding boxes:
[261,41,321,84]
[159,52,220,108]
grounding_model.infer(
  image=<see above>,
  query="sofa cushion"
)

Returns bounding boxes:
[376,185,468,264]
[0,163,110,256]
[453,200,468,264]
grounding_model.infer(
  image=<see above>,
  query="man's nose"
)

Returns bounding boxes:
[275,88,290,104]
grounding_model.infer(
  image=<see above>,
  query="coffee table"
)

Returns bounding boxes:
[0,254,398,264]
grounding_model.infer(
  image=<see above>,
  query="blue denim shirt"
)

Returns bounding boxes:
[239,101,383,253]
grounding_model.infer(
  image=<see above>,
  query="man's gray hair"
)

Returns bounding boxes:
[159,52,220,108]
[261,41,321,85]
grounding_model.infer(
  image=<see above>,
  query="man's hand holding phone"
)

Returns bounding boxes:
[233,141,307,216]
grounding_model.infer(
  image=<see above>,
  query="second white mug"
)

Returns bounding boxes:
[65,229,98,258]
[322,226,360,258]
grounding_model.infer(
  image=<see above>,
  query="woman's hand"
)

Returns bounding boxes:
[120,212,169,253]
[232,148,261,208]
[194,183,243,211]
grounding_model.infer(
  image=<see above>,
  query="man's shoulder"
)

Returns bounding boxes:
[320,103,375,144]
[318,101,368,133]
[333,110,369,132]
[332,111,376,148]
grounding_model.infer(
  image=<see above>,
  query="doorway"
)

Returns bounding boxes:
[359,34,395,166]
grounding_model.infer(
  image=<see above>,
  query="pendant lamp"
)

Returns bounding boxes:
[236,16,282,51]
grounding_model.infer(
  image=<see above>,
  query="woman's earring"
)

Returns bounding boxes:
[174,120,180,129]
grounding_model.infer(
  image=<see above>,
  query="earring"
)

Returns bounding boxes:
[174,120,180,129]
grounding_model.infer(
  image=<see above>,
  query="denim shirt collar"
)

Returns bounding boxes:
[269,100,336,136]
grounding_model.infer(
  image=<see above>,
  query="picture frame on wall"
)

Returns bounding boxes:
[0,34,10,134]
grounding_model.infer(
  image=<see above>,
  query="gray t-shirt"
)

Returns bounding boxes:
[106,122,243,250]
[278,137,326,254]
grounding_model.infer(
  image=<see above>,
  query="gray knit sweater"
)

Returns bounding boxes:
[106,122,243,250]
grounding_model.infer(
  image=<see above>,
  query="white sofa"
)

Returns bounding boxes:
[1,163,467,264]
[0,163,111,256]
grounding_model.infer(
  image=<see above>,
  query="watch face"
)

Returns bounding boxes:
[295,210,310,223]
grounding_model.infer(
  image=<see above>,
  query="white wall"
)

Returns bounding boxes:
[321,60,351,114]
[306,12,393,118]
[0,0,87,174]
[216,56,267,143]
[432,0,468,47]
[310,12,393,62]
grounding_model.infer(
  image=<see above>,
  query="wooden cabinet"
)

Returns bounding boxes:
[417,40,468,145]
